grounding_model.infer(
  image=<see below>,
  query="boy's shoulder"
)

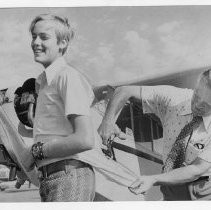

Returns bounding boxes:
[57,64,89,84]
[59,64,82,78]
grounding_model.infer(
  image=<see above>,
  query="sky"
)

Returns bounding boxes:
[1,5,211,88]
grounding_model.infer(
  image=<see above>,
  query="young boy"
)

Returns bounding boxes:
[25,14,96,202]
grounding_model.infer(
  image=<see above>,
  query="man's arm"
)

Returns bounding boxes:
[129,157,211,195]
[98,86,142,144]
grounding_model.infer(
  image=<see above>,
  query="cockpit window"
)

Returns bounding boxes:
[116,100,163,154]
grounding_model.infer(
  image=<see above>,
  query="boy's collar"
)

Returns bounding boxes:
[203,115,211,132]
[44,57,66,85]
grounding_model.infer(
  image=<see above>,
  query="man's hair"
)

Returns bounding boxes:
[29,14,74,55]
[198,69,211,88]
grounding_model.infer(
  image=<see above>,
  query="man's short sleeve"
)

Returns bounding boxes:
[57,69,94,117]
[142,85,192,122]
[198,139,211,163]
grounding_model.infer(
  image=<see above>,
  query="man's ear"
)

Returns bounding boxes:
[59,39,68,53]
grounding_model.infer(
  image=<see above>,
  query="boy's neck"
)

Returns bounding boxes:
[43,55,63,69]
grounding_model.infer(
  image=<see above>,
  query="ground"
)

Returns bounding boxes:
[0,182,40,202]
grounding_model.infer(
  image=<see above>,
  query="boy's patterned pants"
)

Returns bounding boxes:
[39,164,95,202]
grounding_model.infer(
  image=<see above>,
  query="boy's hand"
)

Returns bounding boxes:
[128,176,156,195]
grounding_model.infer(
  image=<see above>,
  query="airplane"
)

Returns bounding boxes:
[0,66,207,201]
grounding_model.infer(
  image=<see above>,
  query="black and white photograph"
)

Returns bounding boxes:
[0,0,211,206]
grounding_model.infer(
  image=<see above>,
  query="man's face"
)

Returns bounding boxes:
[191,77,211,116]
[31,20,62,68]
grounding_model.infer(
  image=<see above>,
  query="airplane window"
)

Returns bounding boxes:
[116,100,163,153]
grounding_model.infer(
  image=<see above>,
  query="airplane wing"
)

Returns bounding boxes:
[0,103,39,187]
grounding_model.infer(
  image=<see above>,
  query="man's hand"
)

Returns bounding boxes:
[21,145,35,172]
[128,176,156,195]
[98,121,126,145]
[98,121,118,145]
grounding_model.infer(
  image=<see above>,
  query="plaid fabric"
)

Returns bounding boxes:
[39,164,95,202]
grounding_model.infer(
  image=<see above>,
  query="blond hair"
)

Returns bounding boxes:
[29,14,74,55]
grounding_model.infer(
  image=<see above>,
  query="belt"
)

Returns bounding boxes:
[38,159,91,178]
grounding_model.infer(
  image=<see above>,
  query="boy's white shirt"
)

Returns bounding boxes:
[34,56,139,187]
